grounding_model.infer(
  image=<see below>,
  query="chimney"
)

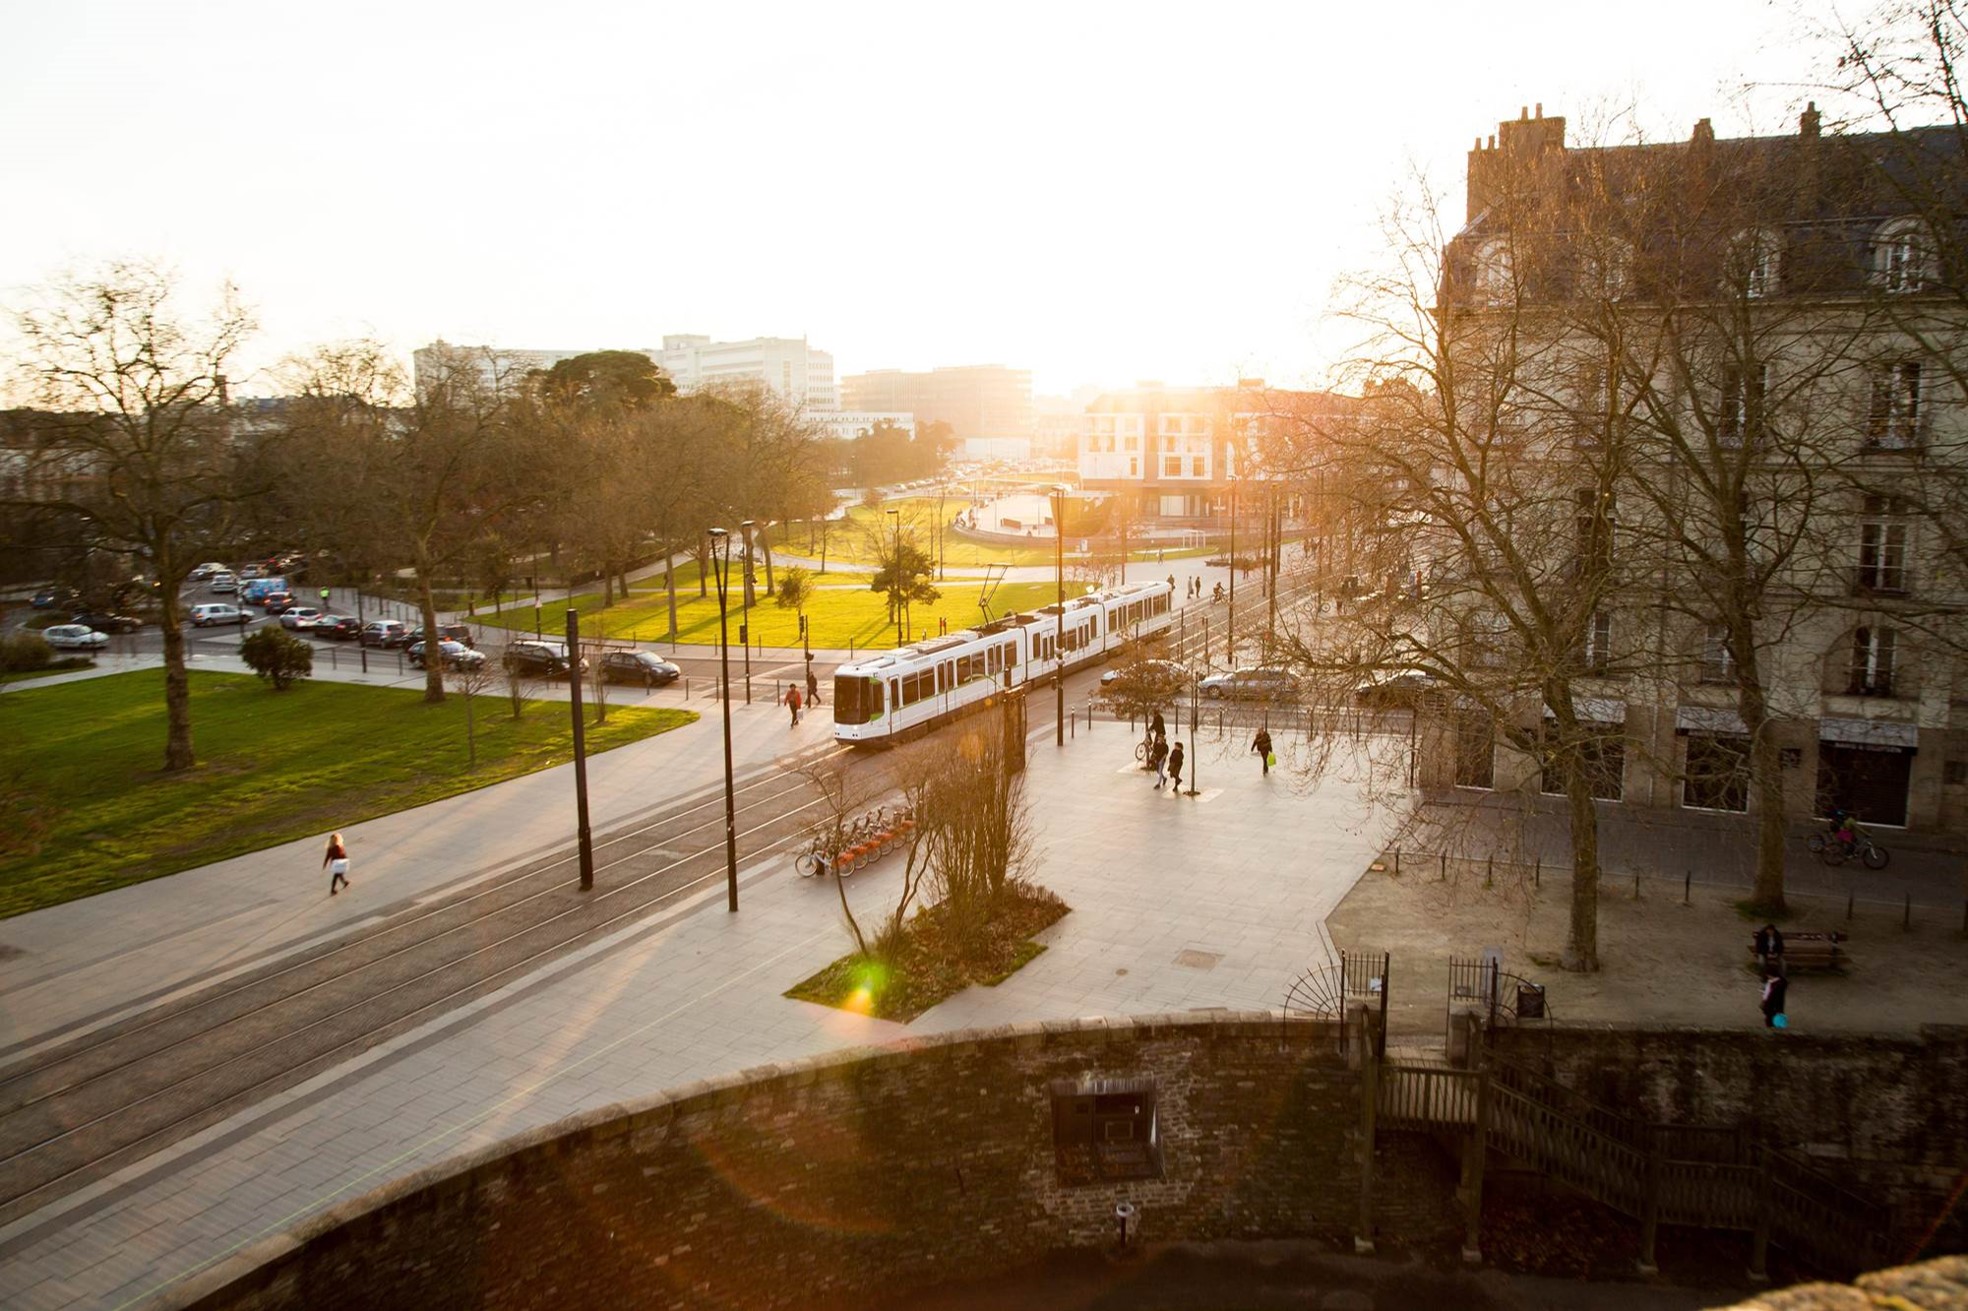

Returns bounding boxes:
[1470,107,1567,223]
[1799,101,1822,138]
[1692,118,1714,145]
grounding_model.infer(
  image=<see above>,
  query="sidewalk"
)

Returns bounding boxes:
[0,691,1394,1310]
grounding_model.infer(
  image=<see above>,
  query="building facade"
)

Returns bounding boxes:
[1398,106,1968,833]
[840,365,1033,440]
[413,335,839,412]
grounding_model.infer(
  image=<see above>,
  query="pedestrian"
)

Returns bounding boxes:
[1760,971,1788,1028]
[1253,725,1274,776]
[939,616,948,636]
[1158,548,1165,564]
[1150,733,1169,788]
[1753,923,1785,974]
[1150,708,1166,740]
[786,684,802,727]
[1167,741,1185,792]
[324,831,351,896]
[1167,573,1176,595]
[806,667,821,706]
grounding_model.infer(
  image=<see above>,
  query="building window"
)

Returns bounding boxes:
[1866,362,1922,449]
[1050,1077,1161,1185]
[1584,611,1612,675]
[1475,237,1515,306]
[1455,710,1495,788]
[1700,625,1736,684]
[1857,496,1908,594]
[1946,761,1968,786]
[1190,456,1205,477]
[1575,487,1614,572]
[1684,733,1750,811]
[1162,456,1182,478]
[1718,363,1766,447]
[1540,725,1625,801]
[1580,236,1633,300]
[1128,457,1139,477]
[1849,626,1897,697]
[1729,228,1782,298]
[1123,435,1138,451]
[1875,221,1931,293]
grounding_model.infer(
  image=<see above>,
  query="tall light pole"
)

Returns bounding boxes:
[708,527,739,912]
[1052,482,1069,746]
[1226,474,1239,665]
[567,608,594,891]
[739,519,755,704]
[887,508,903,646]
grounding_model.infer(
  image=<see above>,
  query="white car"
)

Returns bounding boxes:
[209,572,238,594]
[189,562,226,581]
[190,603,248,626]
[280,607,324,631]
[42,624,109,651]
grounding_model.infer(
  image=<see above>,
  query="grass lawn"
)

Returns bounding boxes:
[475,562,1064,650]
[0,671,696,918]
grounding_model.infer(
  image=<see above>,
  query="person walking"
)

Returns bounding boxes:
[1167,741,1185,793]
[786,684,803,727]
[1253,725,1274,776]
[1760,971,1789,1028]
[1150,733,1168,788]
[324,832,351,896]
[805,666,821,707]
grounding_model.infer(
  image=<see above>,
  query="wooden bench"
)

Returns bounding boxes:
[1748,930,1848,973]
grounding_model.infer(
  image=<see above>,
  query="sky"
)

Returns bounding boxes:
[1,1,1835,398]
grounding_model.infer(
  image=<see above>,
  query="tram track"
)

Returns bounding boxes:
[0,745,852,1228]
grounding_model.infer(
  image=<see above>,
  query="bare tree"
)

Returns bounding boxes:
[6,260,258,770]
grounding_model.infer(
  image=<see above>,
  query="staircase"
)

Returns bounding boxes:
[1376,1055,1884,1275]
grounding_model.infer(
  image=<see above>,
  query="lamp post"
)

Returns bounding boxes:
[887,508,903,647]
[708,527,739,912]
[740,519,755,704]
[567,608,594,891]
[1051,482,1069,746]
[1226,474,1239,665]
[935,487,947,581]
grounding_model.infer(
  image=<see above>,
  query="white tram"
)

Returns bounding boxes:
[832,578,1175,744]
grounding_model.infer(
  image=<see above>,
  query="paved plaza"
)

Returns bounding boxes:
[0,659,1393,1311]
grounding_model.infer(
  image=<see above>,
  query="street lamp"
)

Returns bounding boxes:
[1051,482,1070,746]
[740,519,755,705]
[1226,474,1239,665]
[708,527,739,912]
[887,508,903,646]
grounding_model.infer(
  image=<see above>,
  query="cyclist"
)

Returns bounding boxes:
[1826,807,1858,855]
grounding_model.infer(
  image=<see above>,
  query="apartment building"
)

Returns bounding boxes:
[413,335,839,411]
[840,365,1033,442]
[1394,105,1968,833]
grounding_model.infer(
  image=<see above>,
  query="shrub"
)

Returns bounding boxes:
[240,628,314,690]
[1,632,54,673]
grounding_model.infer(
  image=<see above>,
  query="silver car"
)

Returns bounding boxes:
[41,624,109,650]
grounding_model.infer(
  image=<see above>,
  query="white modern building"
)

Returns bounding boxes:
[814,411,918,443]
[659,335,838,411]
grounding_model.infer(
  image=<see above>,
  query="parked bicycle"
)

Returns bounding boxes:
[794,805,917,878]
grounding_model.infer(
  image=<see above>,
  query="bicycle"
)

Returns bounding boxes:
[1807,829,1891,869]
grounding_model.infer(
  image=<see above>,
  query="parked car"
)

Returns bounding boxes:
[502,640,581,678]
[1100,657,1186,688]
[42,623,109,650]
[405,623,473,647]
[360,620,409,648]
[208,572,238,593]
[1354,671,1439,707]
[70,610,142,634]
[279,607,324,631]
[600,650,681,687]
[189,603,248,627]
[408,639,488,672]
[1198,667,1299,700]
[31,587,79,610]
[313,615,361,640]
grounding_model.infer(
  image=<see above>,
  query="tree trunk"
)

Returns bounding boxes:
[663,535,678,641]
[1562,765,1601,972]
[762,526,777,596]
[698,533,709,597]
[158,577,196,771]
[1737,658,1789,913]
[416,549,444,703]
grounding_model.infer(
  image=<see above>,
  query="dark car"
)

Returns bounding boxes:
[408,639,487,671]
[70,610,143,634]
[259,592,296,614]
[502,640,580,678]
[32,587,80,610]
[313,615,361,641]
[600,650,681,687]
[1354,671,1439,708]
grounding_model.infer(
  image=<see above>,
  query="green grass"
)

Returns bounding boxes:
[1,658,95,685]
[0,671,696,918]
[474,562,1064,650]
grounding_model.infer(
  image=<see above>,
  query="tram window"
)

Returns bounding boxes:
[938,663,951,694]
[1005,641,1017,667]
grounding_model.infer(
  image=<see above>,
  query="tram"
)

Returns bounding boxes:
[832,578,1174,744]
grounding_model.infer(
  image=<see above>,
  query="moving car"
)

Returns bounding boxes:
[42,623,109,650]
[1100,657,1186,688]
[70,610,142,634]
[31,587,79,610]
[404,623,473,647]
[208,572,238,594]
[189,562,226,581]
[1198,667,1299,700]
[360,620,409,648]
[260,592,296,614]
[313,616,361,640]
[502,640,581,679]
[279,607,324,630]
[599,650,681,687]
[408,639,487,671]
[1354,671,1439,707]
[189,603,248,627]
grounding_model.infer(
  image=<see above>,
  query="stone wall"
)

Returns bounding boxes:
[169,1013,1461,1311]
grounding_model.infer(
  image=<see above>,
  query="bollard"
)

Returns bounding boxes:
[1684,870,1691,905]
[1534,858,1540,888]
[1634,872,1641,900]
[1071,710,1076,739]
[1393,849,1401,877]
[1905,892,1912,930]
[1847,891,1855,921]
[1485,855,1493,889]
[1440,851,1447,881]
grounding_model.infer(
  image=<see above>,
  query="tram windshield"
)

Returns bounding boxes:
[834,674,881,725]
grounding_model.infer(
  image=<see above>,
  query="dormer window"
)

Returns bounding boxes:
[1475,238,1516,307]
[1874,220,1934,293]
[1728,228,1782,298]
[1580,237,1633,301]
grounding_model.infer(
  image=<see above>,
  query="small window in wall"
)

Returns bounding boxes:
[1455,710,1495,789]
[1947,761,1968,786]
[1684,733,1750,812]
[1050,1077,1161,1185]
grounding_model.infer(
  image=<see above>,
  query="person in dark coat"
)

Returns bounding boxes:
[1252,726,1273,776]
[805,667,821,706]
[1754,923,1785,974]
[1150,734,1168,788]
[1167,741,1185,792]
[1149,709,1166,740]
[1760,971,1788,1028]
[786,685,802,726]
